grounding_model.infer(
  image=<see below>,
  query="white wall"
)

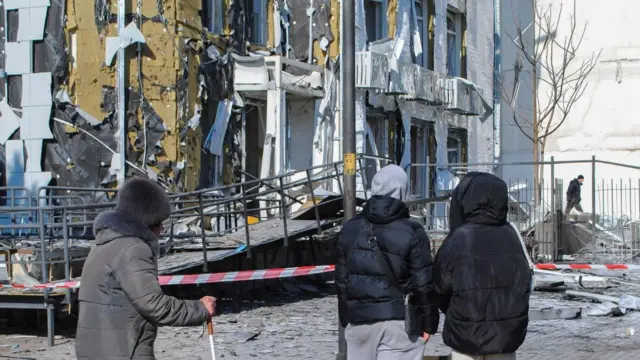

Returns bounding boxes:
[464,0,496,170]
[539,0,640,215]
[498,0,535,184]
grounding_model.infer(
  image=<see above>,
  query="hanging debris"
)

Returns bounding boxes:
[227,0,247,54]
[288,0,334,62]
[94,0,112,34]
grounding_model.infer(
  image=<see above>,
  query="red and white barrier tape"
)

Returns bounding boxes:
[0,265,335,290]
[2,263,638,290]
[535,263,640,270]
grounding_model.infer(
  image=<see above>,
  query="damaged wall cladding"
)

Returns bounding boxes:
[0,0,496,199]
[0,0,208,196]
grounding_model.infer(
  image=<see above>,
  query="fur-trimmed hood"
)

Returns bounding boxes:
[93,210,157,245]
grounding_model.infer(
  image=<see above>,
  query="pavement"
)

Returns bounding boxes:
[1,280,640,359]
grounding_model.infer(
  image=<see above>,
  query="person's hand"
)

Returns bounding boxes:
[421,333,431,343]
[200,296,216,316]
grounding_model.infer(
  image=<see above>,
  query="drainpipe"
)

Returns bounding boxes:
[493,0,501,171]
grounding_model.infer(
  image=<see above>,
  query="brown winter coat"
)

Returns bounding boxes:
[75,211,209,359]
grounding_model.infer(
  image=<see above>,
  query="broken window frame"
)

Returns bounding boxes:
[415,0,429,68]
[446,9,463,77]
[447,129,465,166]
[248,0,268,45]
[365,0,387,43]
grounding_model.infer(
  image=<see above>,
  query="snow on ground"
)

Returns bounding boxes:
[1,279,640,360]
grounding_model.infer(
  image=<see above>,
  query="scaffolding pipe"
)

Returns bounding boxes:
[117,0,127,186]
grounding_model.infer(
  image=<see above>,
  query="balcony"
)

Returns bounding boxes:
[355,50,487,115]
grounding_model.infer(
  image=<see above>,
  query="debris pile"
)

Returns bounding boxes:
[531,268,640,325]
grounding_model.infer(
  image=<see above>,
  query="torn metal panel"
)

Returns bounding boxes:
[287,0,334,62]
[0,99,21,144]
[33,0,67,81]
[105,23,146,67]
[20,72,52,107]
[20,105,54,139]
[45,100,116,200]
[23,139,43,172]
[198,50,235,102]
[5,41,33,75]
[4,0,51,10]
[137,100,167,164]
[204,99,234,157]
[16,6,48,42]
[5,139,24,173]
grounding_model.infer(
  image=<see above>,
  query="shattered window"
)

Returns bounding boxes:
[415,0,427,67]
[446,14,459,77]
[365,0,384,42]
[248,0,268,44]
[205,0,225,33]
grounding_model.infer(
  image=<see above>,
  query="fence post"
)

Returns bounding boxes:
[198,193,209,272]
[306,169,322,234]
[278,177,290,247]
[550,156,556,261]
[591,155,597,263]
[241,183,252,259]
[62,208,71,305]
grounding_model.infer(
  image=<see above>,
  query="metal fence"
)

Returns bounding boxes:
[403,156,640,265]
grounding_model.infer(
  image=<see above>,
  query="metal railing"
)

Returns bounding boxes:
[403,156,640,264]
[0,156,373,288]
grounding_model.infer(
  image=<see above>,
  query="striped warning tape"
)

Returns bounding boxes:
[1,263,638,290]
[535,263,640,270]
[0,265,335,290]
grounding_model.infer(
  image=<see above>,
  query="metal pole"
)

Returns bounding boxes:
[591,155,596,262]
[550,156,556,261]
[338,0,356,356]
[117,0,127,187]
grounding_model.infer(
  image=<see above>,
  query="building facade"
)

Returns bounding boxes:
[0,0,533,203]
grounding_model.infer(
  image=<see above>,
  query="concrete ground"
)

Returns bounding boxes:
[1,280,639,360]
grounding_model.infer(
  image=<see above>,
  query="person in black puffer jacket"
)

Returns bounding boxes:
[434,172,532,360]
[336,164,439,360]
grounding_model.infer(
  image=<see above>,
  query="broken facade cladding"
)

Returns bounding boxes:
[0,0,495,205]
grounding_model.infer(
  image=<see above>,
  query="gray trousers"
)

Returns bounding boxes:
[345,320,426,360]
[451,351,516,360]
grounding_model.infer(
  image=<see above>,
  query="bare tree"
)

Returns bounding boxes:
[502,0,601,206]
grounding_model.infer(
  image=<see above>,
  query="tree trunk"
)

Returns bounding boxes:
[533,66,540,209]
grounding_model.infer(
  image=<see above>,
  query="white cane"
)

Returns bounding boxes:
[206,318,216,360]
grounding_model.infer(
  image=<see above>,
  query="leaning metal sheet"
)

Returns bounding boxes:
[157,219,330,274]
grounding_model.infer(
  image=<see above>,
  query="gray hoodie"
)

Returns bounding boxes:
[370,164,409,201]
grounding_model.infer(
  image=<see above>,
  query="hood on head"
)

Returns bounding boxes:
[448,172,509,232]
[370,164,409,201]
[93,211,157,245]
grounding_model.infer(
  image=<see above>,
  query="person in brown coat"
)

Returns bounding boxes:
[75,177,216,360]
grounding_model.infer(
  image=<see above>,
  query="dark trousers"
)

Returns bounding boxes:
[564,200,583,215]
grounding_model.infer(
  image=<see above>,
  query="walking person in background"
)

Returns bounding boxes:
[336,164,439,360]
[76,177,216,360]
[434,172,532,360]
[564,175,584,215]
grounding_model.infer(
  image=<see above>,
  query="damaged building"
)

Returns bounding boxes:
[0,0,531,204]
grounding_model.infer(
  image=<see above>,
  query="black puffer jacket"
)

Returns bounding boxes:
[434,172,531,356]
[335,195,439,334]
